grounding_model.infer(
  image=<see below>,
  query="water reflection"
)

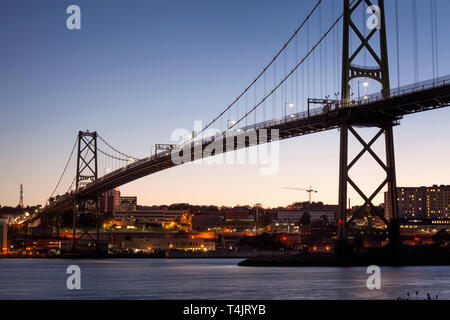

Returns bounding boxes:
[0,259,448,300]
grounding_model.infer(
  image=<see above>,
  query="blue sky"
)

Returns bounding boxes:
[0,0,449,207]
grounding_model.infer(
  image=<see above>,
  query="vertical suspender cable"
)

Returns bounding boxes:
[332,0,337,96]
[263,72,266,121]
[295,34,299,113]
[412,0,419,84]
[254,83,257,126]
[336,7,341,97]
[319,2,323,98]
[312,40,316,98]
[302,43,305,112]
[324,2,328,99]
[434,0,439,79]
[307,21,310,101]
[284,49,287,105]
[431,0,439,79]
[273,59,276,119]
[236,98,240,125]
[245,91,248,127]
[430,0,436,80]
[395,0,400,90]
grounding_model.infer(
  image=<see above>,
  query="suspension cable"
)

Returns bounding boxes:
[67,176,76,193]
[50,137,77,198]
[193,0,323,138]
[98,148,131,162]
[98,135,139,161]
[230,0,355,130]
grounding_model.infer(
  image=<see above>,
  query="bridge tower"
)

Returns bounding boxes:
[72,130,101,251]
[338,0,399,247]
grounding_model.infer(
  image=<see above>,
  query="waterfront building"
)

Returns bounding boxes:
[192,215,223,232]
[114,208,191,230]
[60,239,108,254]
[112,232,216,252]
[270,203,338,233]
[399,218,450,234]
[385,185,450,219]
[221,218,258,233]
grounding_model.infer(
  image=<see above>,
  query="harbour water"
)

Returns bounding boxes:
[0,259,449,300]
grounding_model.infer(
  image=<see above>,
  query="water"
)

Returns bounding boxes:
[0,259,449,300]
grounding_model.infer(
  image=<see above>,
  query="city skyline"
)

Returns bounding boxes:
[1,0,449,208]
[1,0,450,304]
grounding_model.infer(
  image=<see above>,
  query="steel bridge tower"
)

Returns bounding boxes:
[72,130,101,251]
[338,0,399,247]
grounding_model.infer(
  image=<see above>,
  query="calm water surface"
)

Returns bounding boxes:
[0,259,449,300]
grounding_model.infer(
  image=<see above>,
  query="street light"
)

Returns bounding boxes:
[363,80,369,100]
[284,102,294,120]
[358,80,369,100]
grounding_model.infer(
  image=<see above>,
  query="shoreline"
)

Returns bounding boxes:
[238,245,450,267]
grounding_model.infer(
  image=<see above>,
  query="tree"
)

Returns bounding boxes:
[320,214,329,225]
[300,212,311,226]
[432,229,450,246]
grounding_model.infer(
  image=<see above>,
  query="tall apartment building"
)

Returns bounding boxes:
[385,185,450,219]
[100,189,121,213]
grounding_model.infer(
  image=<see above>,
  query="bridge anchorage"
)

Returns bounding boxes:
[72,130,101,252]
[338,0,399,248]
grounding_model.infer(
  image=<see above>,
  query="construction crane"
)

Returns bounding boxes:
[283,186,318,204]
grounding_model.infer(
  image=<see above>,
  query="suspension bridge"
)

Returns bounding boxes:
[30,0,450,250]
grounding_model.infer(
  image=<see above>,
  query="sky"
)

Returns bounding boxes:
[0,0,449,208]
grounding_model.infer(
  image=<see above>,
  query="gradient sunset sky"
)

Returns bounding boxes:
[0,0,449,208]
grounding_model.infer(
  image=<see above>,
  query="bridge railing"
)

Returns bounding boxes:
[348,75,450,107]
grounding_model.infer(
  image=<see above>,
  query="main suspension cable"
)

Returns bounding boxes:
[193,0,323,138]
[98,135,139,161]
[229,0,355,130]
[98,148,131,162]
[50,137,77,198]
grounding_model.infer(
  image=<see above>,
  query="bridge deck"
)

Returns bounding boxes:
[41,77,450,215]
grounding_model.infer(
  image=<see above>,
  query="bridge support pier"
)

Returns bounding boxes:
[71,198,101,253]
[337,125,348,242]
[71,130,100,253]
[338,0,399,248]
[337,124,400,247]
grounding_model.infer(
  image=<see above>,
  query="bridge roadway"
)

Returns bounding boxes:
[40,76,450,216]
